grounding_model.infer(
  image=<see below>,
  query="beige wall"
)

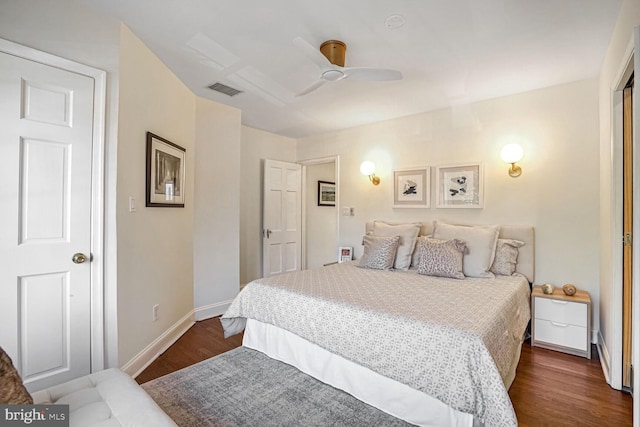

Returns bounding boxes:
[193,97,242,320]
[117,25,196,365]
[298,79,601,331]
[598,0,640,388]
[240,126,296,286]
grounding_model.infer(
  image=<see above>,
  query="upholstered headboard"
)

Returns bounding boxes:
[365,221,535,283]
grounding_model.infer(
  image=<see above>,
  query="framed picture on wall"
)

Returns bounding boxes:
[318,181,336,206]
[436,162,483,208]
[393,167,430,208]
[146,132,186,207]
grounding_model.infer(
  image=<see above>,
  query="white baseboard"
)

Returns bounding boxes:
[597,330,612,385]
[122,310,195,378]
[194,300,233,321]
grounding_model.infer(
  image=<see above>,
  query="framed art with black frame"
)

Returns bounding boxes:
[318,180,336,206]
[146,132,186,207]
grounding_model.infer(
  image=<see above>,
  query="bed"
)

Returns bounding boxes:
[222,221,533,427]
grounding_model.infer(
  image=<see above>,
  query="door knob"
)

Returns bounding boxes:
[72,253,87,264]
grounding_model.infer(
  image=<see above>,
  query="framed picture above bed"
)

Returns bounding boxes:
[317,181,336,206]
[146,132,186,207]
[436,162,483,208]
[393,167,430,208]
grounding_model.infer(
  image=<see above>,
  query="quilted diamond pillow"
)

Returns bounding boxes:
[490,239,525,276]
[416,237,467,279]
[357,235,400,270]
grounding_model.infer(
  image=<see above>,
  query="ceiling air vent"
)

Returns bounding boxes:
[207,82,243,97]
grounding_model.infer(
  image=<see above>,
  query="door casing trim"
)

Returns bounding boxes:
[299,155,340,270]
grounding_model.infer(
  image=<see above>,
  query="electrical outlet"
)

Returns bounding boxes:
[152,304,159,322]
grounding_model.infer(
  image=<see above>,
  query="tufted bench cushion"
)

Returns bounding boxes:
[31,369,176,427]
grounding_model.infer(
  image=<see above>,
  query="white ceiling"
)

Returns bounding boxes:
[81,0,622,139]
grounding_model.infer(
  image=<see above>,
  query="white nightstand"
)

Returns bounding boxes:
[531,285,591,359]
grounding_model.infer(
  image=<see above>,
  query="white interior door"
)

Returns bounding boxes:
[0,51,94,391]
[263,159,301,277]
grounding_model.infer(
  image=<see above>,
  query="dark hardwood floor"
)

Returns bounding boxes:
[510,343,632,426]
[137,317,632,426]
[135,317,243,384]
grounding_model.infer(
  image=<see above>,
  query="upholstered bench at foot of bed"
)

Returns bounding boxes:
[30,368,177,427]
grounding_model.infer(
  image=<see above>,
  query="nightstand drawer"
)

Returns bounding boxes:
[534,297,587,327]
[534,318,588,351]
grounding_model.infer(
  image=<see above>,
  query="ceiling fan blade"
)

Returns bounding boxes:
[293,37,331,69]
[344,68,403,81]
[296,79,328,96]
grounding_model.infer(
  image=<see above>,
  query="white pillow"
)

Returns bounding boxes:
[373,221,421,270]
[432,221,500,278]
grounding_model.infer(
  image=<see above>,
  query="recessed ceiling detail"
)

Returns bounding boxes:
[185,33,239,71]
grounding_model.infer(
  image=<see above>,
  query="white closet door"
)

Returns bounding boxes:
[0,51,94,391]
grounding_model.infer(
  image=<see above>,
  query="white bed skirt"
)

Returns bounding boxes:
[243,318,475,427]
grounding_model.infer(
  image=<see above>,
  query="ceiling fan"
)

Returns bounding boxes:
[293,37,403,96]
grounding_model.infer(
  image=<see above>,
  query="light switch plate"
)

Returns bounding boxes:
[129,196,136,213]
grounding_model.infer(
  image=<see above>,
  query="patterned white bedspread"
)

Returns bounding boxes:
[221,262,531,426]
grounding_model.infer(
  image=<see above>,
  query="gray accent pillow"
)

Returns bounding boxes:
[491,239,525,276]
[416,237,467,280]
[357,235,400,270]
[373,221,421,270]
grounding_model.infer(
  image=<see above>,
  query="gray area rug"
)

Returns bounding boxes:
[142,346,412,426]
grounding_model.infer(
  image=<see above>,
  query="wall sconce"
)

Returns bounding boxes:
[360,161,380,185]
[500,144,523,178]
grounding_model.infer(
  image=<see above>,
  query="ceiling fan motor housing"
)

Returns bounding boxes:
[320,40,347,67]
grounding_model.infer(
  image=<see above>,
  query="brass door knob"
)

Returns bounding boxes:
[72,253,87,264]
